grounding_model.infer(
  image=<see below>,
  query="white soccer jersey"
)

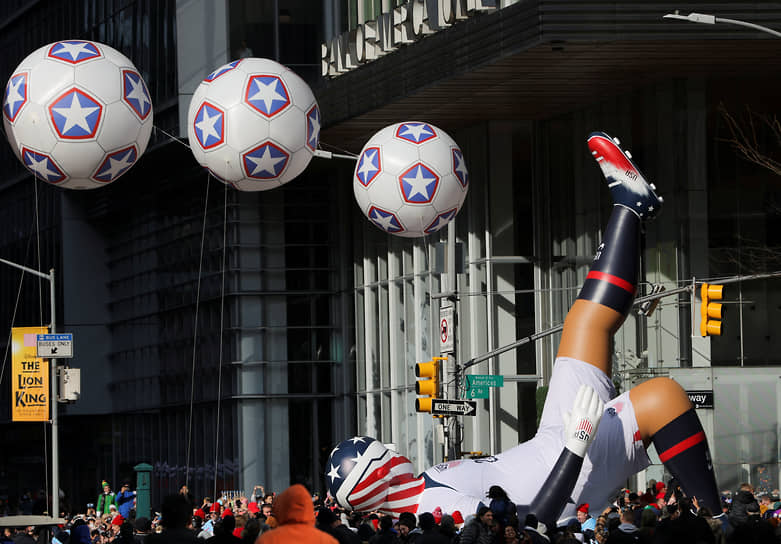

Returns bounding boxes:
[417,357,650,522]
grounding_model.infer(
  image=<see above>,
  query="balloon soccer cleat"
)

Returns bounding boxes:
[587,131,663,220]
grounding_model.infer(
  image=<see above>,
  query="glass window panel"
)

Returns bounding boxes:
[356,290,366,391]
[713,369,780,492]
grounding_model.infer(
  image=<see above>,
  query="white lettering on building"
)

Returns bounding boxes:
[321,0,496,77]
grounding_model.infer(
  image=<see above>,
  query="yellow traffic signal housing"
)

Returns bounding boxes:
[700,283,724,337]
[415,360,439,413]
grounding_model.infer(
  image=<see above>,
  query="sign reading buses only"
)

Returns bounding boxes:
[37,333,73,358]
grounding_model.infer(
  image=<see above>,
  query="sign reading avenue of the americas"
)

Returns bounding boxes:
[37,333,73,358]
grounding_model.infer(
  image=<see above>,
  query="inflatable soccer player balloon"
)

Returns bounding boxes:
[353,121,469,238]
[3,40,153,189]
[187,57,321,191]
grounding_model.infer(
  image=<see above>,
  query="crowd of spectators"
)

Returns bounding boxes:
[5,478,781,543]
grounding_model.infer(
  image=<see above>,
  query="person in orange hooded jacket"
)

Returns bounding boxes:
[255,484,337,544]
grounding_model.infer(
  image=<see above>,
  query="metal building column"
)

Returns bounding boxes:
[236,191,289,494]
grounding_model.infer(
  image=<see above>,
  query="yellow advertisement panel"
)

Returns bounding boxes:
[11,326,49,422]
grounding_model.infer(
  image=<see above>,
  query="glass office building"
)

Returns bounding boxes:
[315,1,781,493]
[0,0,353,511]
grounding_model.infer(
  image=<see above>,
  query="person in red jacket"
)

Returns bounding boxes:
[255,484,337,544]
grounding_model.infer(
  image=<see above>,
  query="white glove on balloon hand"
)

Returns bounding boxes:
[562,384,605,458]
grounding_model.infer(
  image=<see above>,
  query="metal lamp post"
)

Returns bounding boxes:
[0,258,58,519]
[663,11,781,38]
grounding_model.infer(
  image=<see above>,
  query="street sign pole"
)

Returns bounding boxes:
[0,259,58,519]
[446,222,462,459]
[49,268,58,519]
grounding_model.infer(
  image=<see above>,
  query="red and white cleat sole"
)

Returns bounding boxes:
[587,131,663,219]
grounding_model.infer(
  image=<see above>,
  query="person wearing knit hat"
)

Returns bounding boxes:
[575,503,596,533]
[198,502,221,539]
[654,491,666,513]
[452,510,464,527]
[573,503,595,539]
[193,508,206,520]
[432,506,443,525]
[221,508,233,518]
[96,480,115,517]
[108,514,125,539]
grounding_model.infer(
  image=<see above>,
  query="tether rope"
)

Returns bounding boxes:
[32,177,51,513]
[184,170,211,488]
[213,180,228,500]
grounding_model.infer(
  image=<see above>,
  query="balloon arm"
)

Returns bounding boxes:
[528,448,583,527]
[530,385,603,526]
[313,149,358,161]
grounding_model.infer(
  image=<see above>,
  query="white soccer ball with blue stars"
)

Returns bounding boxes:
[3,40,153,189]
[353,122,469,238]
[187,57,320,191]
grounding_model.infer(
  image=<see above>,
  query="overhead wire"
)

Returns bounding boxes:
[0,210,43,387]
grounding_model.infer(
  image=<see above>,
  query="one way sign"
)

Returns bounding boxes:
[431,399,477,416]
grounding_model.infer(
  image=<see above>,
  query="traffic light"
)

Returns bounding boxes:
[700,283,724,337]
[415,360,439,413]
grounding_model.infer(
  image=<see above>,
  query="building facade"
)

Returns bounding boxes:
[0,0,354,512]
[316,0,781,494]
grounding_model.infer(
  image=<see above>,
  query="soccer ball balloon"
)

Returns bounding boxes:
[353,122,469,238]
[3,40,153,189]
[187,58,320,191]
